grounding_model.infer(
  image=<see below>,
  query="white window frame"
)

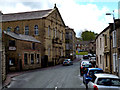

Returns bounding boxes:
[113,53,117,72]
[113,30,116,48]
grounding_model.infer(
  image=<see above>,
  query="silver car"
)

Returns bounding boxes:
[87,73,120,90]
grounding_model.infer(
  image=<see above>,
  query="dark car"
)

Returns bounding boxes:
[83,68,103,88]
[80,60,92,76]
[63,59,73,66]
[83,55,89,60]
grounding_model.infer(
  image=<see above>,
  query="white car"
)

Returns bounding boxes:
[87,73,120,90]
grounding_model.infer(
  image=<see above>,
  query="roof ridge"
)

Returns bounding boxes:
[3,9,53,15]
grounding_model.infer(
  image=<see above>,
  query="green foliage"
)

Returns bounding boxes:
[76,52,88,55]
[81,30,96,41]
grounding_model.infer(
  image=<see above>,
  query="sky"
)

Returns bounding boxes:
[0,0,119,37]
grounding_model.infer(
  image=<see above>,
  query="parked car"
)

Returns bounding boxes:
[88,73,120,90]
[89,57,96,67]
[63,59,73,66]
[90,57,96,62]
[83,68,103,88]
[80,60,92,76]
[83,55,89,60]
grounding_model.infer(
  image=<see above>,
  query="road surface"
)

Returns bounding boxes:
[6,60,85,89]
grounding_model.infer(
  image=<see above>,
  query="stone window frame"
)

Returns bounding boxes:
[7,27,11,32]
[55,27,57,38]
[48,25,51,37]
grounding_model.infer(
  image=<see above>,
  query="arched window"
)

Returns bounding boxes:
[55,28,57,38]
[48,26,50,37]
[25,26,29,35]
[34,25,38,35]
[16,26,19,31]
[7,27,11,32]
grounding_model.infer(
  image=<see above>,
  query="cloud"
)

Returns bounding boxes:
[0,0,117,37]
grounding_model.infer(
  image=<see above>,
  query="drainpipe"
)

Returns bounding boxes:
[109,35,112,73]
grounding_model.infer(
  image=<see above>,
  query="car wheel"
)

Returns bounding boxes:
[83,77,84,83]
[80,73,83,76]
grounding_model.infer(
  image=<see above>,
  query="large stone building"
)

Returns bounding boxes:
[0,5,66,74]
[65,26,76,60]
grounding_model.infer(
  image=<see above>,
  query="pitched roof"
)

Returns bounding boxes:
[4,31,41,43]
[2,9,53,22]
[76,41,90,45]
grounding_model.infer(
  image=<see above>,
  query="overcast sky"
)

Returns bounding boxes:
[0,0,119,37]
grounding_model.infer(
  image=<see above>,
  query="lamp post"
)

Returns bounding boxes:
[106,10,117,75]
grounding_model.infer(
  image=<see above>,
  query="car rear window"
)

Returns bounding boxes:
[89,70,103,76]
[82,61,89,65]
[64,59,69,61]
[97,78,120,86]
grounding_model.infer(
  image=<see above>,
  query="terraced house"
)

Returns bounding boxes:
[1,5,66,73]
[65,26,76,60]
[96,19,120,76]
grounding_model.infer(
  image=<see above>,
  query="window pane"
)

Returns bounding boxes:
[9,58,15,66]
[7,27,11,32]
[34,25,38,35]
[25,26,29,35]
[16,26,19,31]
[37,54,39,64]
[31,54,34,64]
[9,40,15,46]
[24,53,27,64]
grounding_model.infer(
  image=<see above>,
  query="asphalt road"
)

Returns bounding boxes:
[7,60,86,89]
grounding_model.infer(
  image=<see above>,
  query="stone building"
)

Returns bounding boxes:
[89,40,96,54]
[96,19,120,76]
[1,5,66,69]
[76,41,90,52]
[109,19,120,76]
[95,32,105,70]
[65,26,76,60]
[3,31,41,72]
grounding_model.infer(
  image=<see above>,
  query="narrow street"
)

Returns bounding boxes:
[6,60,85,88]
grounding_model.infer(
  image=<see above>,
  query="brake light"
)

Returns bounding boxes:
[93,85,98,90]
[81,66,83,69]
[87,72,89,76]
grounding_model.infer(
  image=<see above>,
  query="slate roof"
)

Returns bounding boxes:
[4,31,41,43]
[2,9,53,22]
[76,41,90,45]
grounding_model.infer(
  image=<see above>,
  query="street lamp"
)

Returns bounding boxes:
[106,10,117,74]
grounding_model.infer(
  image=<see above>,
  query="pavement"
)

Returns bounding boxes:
[2,58,80,89]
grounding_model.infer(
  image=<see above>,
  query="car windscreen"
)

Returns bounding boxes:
[97,78,120,86]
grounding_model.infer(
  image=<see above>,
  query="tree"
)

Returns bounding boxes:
[80,30,97,41]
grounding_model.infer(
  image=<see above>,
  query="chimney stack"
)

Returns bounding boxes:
[0,11,3,15]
